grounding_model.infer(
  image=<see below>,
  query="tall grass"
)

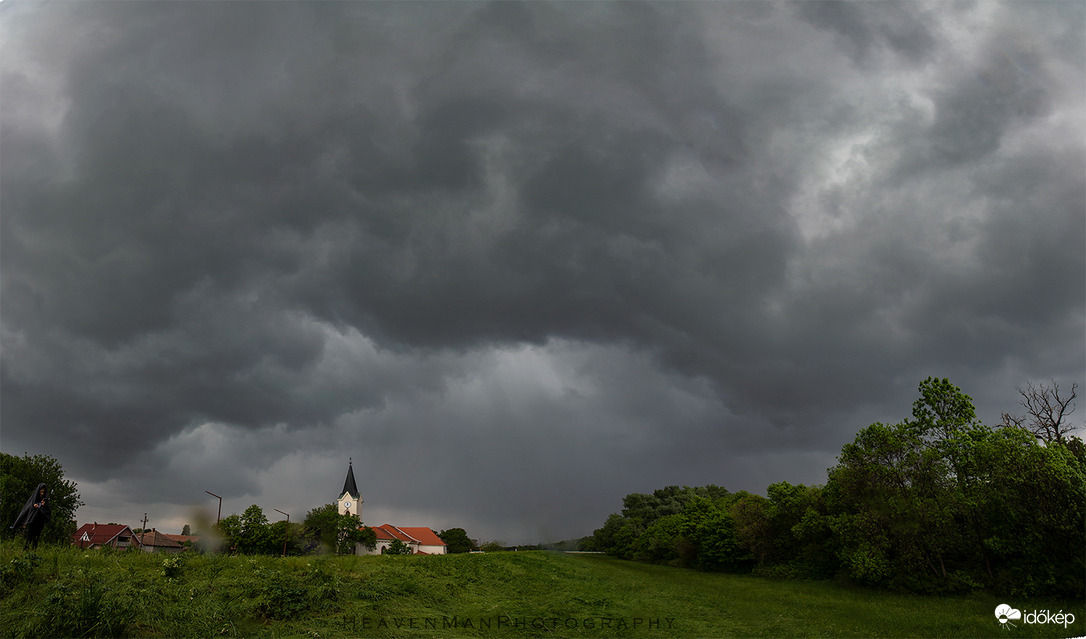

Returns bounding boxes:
[1,540,1081,638]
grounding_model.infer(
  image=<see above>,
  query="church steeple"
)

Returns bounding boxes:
[338,459,362,518]
[341,459,359,499]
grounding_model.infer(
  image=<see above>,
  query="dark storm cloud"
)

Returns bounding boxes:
[796,0,941,64]
[2,1,1082,541]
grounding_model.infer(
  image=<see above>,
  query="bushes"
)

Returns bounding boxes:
[0,543,375,637]
[590,378,1085,599]
[249,562,346,620]
[5,564,138,638]
[0,553,42,596]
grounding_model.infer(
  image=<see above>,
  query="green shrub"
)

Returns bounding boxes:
[0,553,42,595]
[30,570,134,638]
[162,555,184,581]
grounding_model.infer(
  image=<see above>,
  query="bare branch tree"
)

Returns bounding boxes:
[1002,380,1079,444]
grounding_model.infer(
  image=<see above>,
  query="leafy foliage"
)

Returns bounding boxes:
[0,453,83,544]
[591,378,1085,598]
[7,542,1074,639]
[301,503,377,555]
[383,539,413,555]
[438,527,477,553]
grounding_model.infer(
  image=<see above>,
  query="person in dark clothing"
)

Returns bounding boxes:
[10,484,51,549]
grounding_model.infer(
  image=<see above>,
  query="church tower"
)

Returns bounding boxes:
[338,459,363,520]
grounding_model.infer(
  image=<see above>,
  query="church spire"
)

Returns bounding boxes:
[341,458,360,500]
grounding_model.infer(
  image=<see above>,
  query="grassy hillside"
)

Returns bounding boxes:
[1,541,1081,638]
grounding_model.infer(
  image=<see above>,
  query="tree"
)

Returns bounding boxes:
[268,520,306,556]
[589,513,639,559]
[728,492,772,567]
[961,426,1085,597]
[339,520,376,555]
[303,504,340,551]
[438,528,477,553]
[181,524,192,536]
[215,514,243,553]
[909,376,981,444]
[302,504,376,555]
[238,505,271,554]
[826,377,1085,596]
[633,513,684,563]
[383,539,413,555]
[825,379,986,591]
[1001,380,1080,444]
[0,452,83,544]
[679,495,748,572]
[591,485,733,560]
[583,377,1083,598]
[761,482,835,578]
[826,420,962,589]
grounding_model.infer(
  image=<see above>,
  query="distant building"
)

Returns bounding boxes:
[72,523,138,550]
[163,533,201,549]
[334,460,447,555]
[365,524,448,555]
[337,459,363,519]
[136,529,184,554]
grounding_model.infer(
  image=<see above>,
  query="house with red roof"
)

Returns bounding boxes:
[365,524,448,555]
[72,523,139,550]
[135,529,184,554]
[334,461,447,555]
[163,533,201,548]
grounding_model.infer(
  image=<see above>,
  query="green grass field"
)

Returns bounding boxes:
[1,541,1081,638]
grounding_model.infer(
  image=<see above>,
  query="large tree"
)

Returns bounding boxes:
[437,527,477,553]
[215,514,243,553]
[586,378,1084,598]
[0,452,83,544]
[302,503,376,555]
[826,377,1085,596]
[238,504,272,554]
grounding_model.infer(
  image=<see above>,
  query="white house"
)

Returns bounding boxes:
[334,461,447,555]
[363,524,448,555]
[72,523,138,550]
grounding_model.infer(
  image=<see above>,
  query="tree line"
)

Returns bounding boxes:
[203,504,481,556]
[586,378,1084,598]
[203,503,375,555]
[0,453,481,556]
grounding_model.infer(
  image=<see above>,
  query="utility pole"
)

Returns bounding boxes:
[141,513,149,549]
[205,491,222,525]
[274,509,290,557]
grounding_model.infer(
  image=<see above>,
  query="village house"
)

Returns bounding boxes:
[72,524,190,553]
[336,460,447,556]
[72,523,138,550]
[367,524,448,555]
[136,529,184,554]
[164,533,201,549]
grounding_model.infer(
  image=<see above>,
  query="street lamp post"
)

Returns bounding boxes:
[205,491,221,525]
[274,509,290,557]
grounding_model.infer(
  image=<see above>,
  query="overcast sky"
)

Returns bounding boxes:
[2,1,1083,544]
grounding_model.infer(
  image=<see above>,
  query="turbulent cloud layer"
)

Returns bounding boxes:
[2,1,1082,542]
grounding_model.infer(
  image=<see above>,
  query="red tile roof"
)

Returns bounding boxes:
[371,524,446,547]
[371,525,404,542]
[396,526,446,547]
[136,530,183,548]
[72,523,135,547]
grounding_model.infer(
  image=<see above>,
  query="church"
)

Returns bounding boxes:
[337,460,447,555]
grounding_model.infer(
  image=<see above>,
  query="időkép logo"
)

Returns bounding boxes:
[994,603,1075,630]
